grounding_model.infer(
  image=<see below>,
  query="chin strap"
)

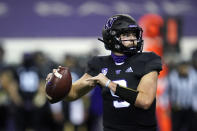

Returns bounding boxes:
[98,38,105,43]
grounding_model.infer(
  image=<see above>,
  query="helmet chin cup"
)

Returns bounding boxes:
[115,44,121,50]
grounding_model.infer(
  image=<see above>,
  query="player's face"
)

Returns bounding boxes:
[120,32,137,48]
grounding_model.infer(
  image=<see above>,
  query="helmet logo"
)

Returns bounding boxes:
[104,17,117,30]
[128,25,137,28]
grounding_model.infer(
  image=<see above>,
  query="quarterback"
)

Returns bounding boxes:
[47,14,162,131]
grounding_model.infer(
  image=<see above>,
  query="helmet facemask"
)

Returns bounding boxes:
[118,27,143,54]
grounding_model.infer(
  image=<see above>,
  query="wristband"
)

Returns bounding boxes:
[105,80,111,88]
[115,84,139,105]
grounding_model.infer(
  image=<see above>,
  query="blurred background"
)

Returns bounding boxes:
[0,0,197,131]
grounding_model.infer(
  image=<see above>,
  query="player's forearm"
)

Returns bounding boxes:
[64,84,78,101]
[135,71,158,109]
[134,91,155,109]
[64,74,94,101]
[64,82,91,101]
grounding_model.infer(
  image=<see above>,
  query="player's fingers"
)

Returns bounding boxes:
[53,69,57,73]
[86,77,93,81]
[58,66,63,70]
[86,78,93,82]
[89,81,95,86]
[99,73,105,76]
[46,73,52,81]
[98,73,106,78]
[86,77,98,81]
[86,77,98,84]
[86,79,98,87]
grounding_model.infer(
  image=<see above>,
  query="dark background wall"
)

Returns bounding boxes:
[0,0,196,38]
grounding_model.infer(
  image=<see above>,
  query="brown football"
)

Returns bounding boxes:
[45,67,72,104]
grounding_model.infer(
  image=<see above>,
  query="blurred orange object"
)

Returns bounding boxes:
[139,14,171,131]
[139,14,164,38]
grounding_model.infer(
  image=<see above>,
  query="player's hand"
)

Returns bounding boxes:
[46,70,55,81]
[46,66,62,81]
[86,73,109,88]
[86,79,97,88]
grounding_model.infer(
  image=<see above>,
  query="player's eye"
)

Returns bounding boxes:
[121,32,136,38]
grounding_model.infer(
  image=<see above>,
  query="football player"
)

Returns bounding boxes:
[47,14,162,131]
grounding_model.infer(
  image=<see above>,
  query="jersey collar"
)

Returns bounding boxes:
[111,53,128,64]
